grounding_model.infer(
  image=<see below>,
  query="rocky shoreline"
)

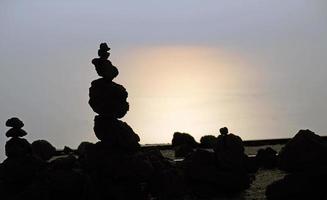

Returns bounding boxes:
[1,43,327,200]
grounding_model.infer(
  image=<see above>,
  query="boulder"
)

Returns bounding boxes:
[172,132,198,148]
[200,135,217,149]
[183,149,250,197]
[255,147,277,169]
[89,78,129,118]
[93,115,140,152]
[213,133,245,171]
[278,129,327,172]
[32,140,56,161]
[266,170,327,200]
[5,137,32,158]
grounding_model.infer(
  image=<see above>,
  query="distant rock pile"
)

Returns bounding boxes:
[182,127,252,198]
[172,132,198,157]
[89,43,140,151]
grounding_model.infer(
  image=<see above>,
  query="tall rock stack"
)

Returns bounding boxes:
[89,43,140,152]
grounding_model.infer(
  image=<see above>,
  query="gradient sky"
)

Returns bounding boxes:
[1,0,327,161]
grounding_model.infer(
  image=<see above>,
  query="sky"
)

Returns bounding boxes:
[0,0,327,161]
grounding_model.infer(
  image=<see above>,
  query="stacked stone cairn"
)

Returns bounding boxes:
[1,118,45,199]
[89,43,140,152]
[87,43,155,199]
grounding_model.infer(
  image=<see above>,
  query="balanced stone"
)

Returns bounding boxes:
[89,78,129,118]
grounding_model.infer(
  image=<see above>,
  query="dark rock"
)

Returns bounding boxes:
[5,128,27,138]
[172,132,198,148]
[214,133,245,171]
[5,117,28,138]
[93,115,140,152]
[5,117,24,129]
[5,137,32,158]
[91,59,119,80]
[77,141,94,156]
[183,149,250,197]
[174,144,194,158]
[244,154,259,173]
[50,155,78,170]
[200,135,217,149]
[1,155,46,197]
[89,78,129,118]
[278,129,327,172]
[63,146,74,154]
[45,168,86,200]
[85,146,154,199]
[255,147,277,169]
[266,170,327,200]
[32,140,56,161]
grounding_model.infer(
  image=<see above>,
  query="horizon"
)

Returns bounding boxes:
[1,0,327,161]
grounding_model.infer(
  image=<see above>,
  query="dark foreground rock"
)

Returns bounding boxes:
[266,130,327,200]
[32,140,56,161]
[278,129,327,172]
[255,147,277,169]
[182,149,251,198]
[172,132,198,158]
[266,170,327,200]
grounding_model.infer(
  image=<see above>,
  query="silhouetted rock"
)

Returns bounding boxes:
[172,132,198,158]
[172,132,198,148]
[5,137,32,158]
[1,155,46,198]
[5,117,24,129]
[77,141,94,156]
[93,115,140,152]
[89,78,129,118]
[200,135,217,148]
[89,43,140,152]
[174,144,194,158]
[5,117,27,138]
[63,146,74,154]
[244,154,259,173]
[255,147,277,169]
[32,140,56,161]
[91,42,119,80]
[278,129,327,172]
[183,149,250,197]
[50,154,78,170]
[214,132,245,171]
[266,170,327,200]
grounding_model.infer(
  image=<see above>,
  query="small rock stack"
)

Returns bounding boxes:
[1,118,44,198]
[89,43,140,152]
[5,117,31,158]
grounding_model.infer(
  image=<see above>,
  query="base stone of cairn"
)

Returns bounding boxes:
[89,43,140,152]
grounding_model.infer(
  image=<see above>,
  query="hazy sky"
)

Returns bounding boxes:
[1,0,327,161]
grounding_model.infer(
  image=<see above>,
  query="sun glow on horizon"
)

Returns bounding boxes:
[114,45,272,143]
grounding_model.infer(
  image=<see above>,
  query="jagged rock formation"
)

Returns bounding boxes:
[89,43,140,152]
